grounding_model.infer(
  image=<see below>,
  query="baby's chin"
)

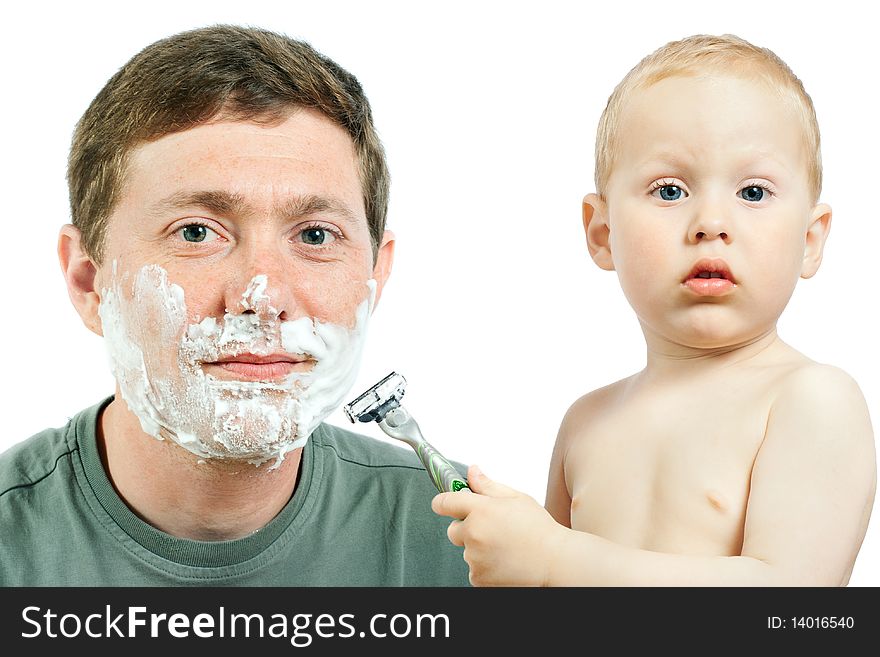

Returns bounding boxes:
[641,314,778,352]
[669,327,778,352]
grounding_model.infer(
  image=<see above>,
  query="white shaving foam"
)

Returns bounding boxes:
[99,264,375,468]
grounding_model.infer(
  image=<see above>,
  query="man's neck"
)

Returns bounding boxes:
[97,395,302,541]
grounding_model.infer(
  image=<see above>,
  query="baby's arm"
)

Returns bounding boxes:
[433,366,876,586]
[736,365,876,585]
[544,413,572,528]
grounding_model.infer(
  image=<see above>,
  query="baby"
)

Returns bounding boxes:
[433,34,876,586]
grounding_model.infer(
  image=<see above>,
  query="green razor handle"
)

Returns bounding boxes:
[380,407,469,493]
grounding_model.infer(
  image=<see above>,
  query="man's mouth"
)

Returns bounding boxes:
[682,258,736,296]
[205,353,315,381]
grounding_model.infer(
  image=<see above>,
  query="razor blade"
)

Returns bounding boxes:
[343,372,407,423]
[343,372,469,493]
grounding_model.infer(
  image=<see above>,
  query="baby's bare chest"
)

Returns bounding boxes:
[566,392,771,555]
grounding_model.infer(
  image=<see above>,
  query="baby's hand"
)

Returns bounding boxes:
[431,465,567,586]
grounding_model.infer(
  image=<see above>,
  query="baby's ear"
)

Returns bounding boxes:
[801,203,832,279]
[583,194,614,271]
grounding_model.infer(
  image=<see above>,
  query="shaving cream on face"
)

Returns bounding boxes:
[99,263,375,467]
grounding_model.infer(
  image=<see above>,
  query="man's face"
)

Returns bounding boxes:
[92,109,390,464]
[600,74,823,350]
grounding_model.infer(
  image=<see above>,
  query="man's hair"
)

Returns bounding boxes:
[68,24,389,263]
[594,34,822,203]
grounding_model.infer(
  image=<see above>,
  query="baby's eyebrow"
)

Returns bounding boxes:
[635,149,795,176]
[635,151,691,171]
[740,150,796,174]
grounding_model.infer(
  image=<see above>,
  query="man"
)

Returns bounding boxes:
[0,25,469,586]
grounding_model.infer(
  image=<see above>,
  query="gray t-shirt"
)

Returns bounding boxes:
[0,398,469,586]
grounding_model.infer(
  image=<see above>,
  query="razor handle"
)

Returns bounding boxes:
[416,441,469,493]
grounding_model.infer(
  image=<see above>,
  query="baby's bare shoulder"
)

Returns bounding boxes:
[556,376,632,446]
[766,362,873,456]
[773,362,866,410]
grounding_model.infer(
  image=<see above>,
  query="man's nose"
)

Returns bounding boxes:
[687,197,732,244]
[224,244,297,321]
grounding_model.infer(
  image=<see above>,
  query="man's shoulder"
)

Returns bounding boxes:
[0,399,106,500]
[0,416,78,499]
[313,421,432,471]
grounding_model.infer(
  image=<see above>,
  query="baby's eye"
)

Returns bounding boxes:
[739,186,767,202]
[177,224,219,243]
[299,226,337,246]
[653,184,687,202]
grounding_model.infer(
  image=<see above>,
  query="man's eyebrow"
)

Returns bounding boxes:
[149,190,248,217]
[276,194,359,224]
[148,190,359,223]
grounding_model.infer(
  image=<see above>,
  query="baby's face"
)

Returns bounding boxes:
[599,73,828,349]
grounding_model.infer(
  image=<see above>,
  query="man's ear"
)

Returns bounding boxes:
[801,203,832,279]
[583,193,614,271]
[370,229,395,309]
[58,224,103,336]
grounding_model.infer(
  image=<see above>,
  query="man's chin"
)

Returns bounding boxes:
[153,410,300,463]
[167,434,303,470]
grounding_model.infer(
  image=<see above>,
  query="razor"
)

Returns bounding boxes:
[344,372,469,493]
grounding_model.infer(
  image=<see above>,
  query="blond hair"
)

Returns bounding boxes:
[69,25,389,264]
[594,34,822,202]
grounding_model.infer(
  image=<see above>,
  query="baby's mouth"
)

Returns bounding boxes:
[683,258,736,296]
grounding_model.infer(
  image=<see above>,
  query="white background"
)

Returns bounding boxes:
[2,0,877,585]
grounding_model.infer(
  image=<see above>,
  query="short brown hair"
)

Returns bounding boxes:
[68,24,389,263]
[595,34,822,203]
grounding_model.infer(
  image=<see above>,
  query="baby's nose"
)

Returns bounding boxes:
[688,211,731,244]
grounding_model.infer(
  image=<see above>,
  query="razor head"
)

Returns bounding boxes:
[343,372,407,423]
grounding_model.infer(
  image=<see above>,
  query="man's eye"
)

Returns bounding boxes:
[300,227,336,245]
[178,224,218,243]
[739,186,766,202]
[653,184,686,201]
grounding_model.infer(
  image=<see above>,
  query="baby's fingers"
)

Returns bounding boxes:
[432,491,477,519]
[467,465,519,498]
[446,519,464,547]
